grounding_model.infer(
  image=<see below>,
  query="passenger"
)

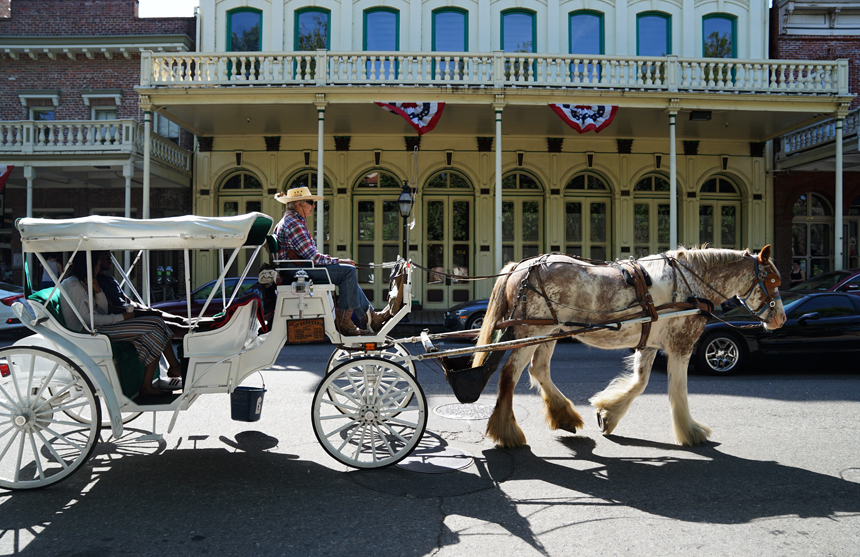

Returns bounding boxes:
[273,186,391,335]
[59,252,183,397]
[248,264,279,330]
[41,253,62,289]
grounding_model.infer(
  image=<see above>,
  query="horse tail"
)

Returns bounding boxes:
[473,262,516,367]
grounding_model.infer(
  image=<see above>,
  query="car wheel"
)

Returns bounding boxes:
[696,331,745,375]
[465,312,485,330]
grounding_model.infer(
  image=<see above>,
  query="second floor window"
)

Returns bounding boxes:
[228,9,262,52]
[569,11,603,56]
[703,14,736,58]
[502,10,535,53]
[433,8,467,52]
[364,8,399,51]
[637,12,671,56]
[296,8,330,50]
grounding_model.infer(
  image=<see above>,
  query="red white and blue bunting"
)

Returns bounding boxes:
[549,104,618,134]
[375,102,446,135]
[0,165,13,193]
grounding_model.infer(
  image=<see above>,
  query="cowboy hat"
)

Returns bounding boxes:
[274,186,323,204]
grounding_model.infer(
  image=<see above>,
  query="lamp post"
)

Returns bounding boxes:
[397,181,414,260]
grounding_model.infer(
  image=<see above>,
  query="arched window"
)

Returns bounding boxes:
[699,176,740,248]
[426,171,471,189]
[284,170,332,252]
[633,174,673,257]
[703,14,736,58]
[637,12,671,56]
[219,170,263,275]
[432,8,468,78]
[353,170,403,302]
[502,9,536,52]
[227,8,262,52]
[364,8,399,77]
[565,173,611,260]
[793,193,833,277]
[502,171,542,262]
[295,8,330,50]
[570,10,603,55]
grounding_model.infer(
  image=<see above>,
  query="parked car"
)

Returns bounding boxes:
[0,282,25,331]
[790,268,860,295]
[151,277,258,318]
[694,291,860,375]
[444,299,488,331]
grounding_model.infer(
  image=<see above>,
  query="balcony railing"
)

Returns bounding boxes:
[0,119,191,172]
[778,108,860,160]
[141,50,850,96]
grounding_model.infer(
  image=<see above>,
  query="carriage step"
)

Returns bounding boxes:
[133,392,182,406]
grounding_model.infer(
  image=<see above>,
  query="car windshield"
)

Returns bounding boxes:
[0,282,24,294]
[723,292,805,317]
[791,272,848,291]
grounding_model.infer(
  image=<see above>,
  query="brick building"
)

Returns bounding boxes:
[771,0,860,278]
[0,0,196,287]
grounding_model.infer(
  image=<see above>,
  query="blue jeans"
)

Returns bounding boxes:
[285,263,372,316]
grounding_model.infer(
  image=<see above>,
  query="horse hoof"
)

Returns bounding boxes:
[596,412,606,433]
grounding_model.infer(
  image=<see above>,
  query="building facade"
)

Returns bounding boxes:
[0,0,195,286]
[141,0,849,308]
[771,0,860,277]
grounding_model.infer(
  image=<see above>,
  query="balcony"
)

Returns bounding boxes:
[141,50,849,95]
[0,119,191,173]
[776,108,860,171]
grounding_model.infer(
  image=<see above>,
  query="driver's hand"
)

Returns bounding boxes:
[340,259,356,267]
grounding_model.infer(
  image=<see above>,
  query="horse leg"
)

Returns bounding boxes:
[527,340,584,434]
[589,348,658,436]
[666,351,712,446]
[486,344,538,448]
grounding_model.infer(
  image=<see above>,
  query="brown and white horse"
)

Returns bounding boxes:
[473,246,786,449]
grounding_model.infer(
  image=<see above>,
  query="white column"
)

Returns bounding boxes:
[669,111,678,249]
[24,165,35,278]
[123,161,134,273]
[493,102,505,271]
[315,100,327,248]
[143,111,152,219]
[835,117,844,270]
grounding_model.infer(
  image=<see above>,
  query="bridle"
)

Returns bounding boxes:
[735,254,782,321]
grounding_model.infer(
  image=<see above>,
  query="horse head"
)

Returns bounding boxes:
[737,245,786,330]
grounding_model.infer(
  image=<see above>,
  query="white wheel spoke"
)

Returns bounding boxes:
[40,399,88,415]
[42,379,77,407]
[353,424,368,460]
[25,353,36,408]
[0,399,15,413]
[320,398,359,412]
[378,421,409,444]
[319,412,358,421]
[35,429,70,471]
[329,383,363,406]
[37,418,92,428]
[0,426,19,461]
[335,421,360,452]
[31,361,61,404]
[0,381,20,408]
[13,429,25,483]
[375,425,395,457]
[10,361,25,409]
[383,415,418,429]
[27,432,44,480]
[42,427,86,453]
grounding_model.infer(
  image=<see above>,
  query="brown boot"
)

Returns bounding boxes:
[335,310,361,336]
[369,308,391,333]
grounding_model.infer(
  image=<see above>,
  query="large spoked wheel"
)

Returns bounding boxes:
[48,388,141,427]
[326,343,415,416]
[312,357,427,469]
[697,331,746,375]
[0,347,101,490]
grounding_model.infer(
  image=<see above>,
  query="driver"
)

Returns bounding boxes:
[273,187,390,335]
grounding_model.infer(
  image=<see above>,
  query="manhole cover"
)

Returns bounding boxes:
[396,439,474,474]
[434,403,495,420]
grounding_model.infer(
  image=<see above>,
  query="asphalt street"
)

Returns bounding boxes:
[0,330,858,557]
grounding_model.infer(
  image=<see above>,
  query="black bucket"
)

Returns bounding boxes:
[230,377,267,422]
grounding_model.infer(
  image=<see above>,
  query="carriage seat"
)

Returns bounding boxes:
[189,289,268,334]
[27,288,144,398]
[183,293,265,359]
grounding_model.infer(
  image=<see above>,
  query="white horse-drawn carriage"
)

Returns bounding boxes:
[0,212,786,491]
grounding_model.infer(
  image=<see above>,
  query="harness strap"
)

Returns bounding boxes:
[619,260,659,350]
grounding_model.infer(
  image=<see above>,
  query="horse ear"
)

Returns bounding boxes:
[758,244,772,263]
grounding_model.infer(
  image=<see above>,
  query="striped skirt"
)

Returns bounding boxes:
[97,316,172,365]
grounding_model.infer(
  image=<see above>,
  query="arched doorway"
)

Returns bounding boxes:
[502,171,543,263]
[563,173,611,260]
[633,174,674,257]
[698,175,741,249]
[423,170,474,308]
[218,170,263,276]
[353,169,403,306]
[792,192,833,277]
[284,169,332,255]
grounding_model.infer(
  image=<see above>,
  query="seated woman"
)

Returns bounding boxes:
[59,252,183,397]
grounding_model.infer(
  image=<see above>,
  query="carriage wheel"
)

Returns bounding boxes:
[48,387,141,427]
[325,343,415,416]
[312,357,427,469]
[0,347,101,490]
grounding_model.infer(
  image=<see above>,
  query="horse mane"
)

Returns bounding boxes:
[665,245,750,271]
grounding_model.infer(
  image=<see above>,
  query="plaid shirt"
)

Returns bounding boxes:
[274,210,338,266]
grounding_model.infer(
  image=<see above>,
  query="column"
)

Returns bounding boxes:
[142,110,152,219]
[835,116,844,270]
[24,165,34,276]
[669,109,678,249]
[123,161,134,272]
[315,98,327,247]
[493,100,505,271]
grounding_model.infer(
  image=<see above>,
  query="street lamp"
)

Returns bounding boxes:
[397,181,414,260]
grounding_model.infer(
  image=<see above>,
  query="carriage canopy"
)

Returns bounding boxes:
[15,213,274,253]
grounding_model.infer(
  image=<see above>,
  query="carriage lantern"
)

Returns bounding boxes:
[397,181,414,259]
